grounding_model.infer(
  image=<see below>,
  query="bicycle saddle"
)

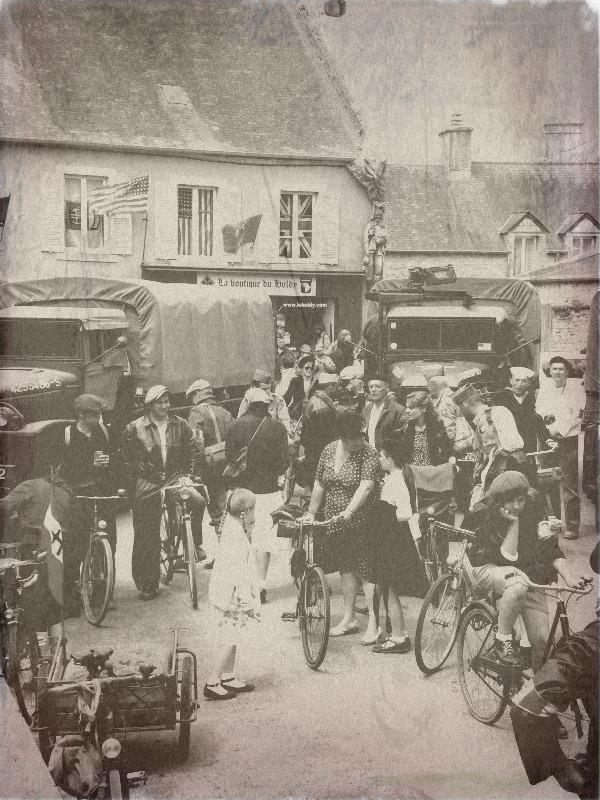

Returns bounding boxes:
[72,648,114,674]
[271,503,305,523]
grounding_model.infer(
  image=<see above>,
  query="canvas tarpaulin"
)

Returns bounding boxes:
[0,277,275,392]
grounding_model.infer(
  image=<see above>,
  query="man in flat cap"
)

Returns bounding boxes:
[237,369,292,439]
[122,385,204,599]
[495,367,550,454]
[186,379,233,531]
[536,357,586,538]
[60,394,119,610]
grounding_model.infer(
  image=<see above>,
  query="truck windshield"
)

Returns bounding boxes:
[0,319,79,359]
[388,318,495,353]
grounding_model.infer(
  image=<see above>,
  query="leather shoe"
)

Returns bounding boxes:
[140,588,159,601]
[203,683,236,701]
[221,678,255,694]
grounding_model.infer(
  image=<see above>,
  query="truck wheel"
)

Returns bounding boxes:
[177,655,193,762]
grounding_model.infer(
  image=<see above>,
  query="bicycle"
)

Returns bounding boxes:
[0,543,47,724]
[275,513,333,670]
[159,475,209,610]
[77,491,126,626]
[415,522,476,675]
[456,575,593,733]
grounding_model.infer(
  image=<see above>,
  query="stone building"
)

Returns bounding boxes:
[0,0,371,349]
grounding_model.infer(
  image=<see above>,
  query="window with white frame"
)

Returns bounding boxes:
[177,186,214,256]
[512,235,539,275]
[64,174,106,249]
[279,192,314,259]
[570,235,598,256]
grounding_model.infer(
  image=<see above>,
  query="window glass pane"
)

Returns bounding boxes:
[0,320,78,358]
[513,237,522,275]
[524,236,535,269]
[388,319,440,350]
[86,176,104,249]
[65,175,82,248]
[582,237,594,253]
[442,319,495,350]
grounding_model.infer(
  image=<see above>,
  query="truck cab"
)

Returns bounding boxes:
[0,306,129,411]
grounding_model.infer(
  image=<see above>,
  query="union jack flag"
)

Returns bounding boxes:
[88,175,149,216]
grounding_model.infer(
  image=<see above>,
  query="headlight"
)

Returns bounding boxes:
[179,489,190,501]
[98,520,107,531]
[101,738,121,759]
[4,608,14,621]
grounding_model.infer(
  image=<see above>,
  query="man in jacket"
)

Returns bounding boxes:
[362,376,405,450]
[495,367,550,454]
[238,369,292,439]
[122,385,204,599]
[186,379,233,528]
[299,372,341,487]
[328,329,355,373]
[225,387,289,602]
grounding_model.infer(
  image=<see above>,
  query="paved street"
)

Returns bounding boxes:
[54,499,599,800]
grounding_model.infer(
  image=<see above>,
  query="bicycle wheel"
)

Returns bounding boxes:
[82,535,114,626]
[6,625,41,725]
[300,565,330,669]
[419,534,439,587]
[182,517,198,610]
[160,506,175,585]
[457,605,509,724]
[415,573,462,675]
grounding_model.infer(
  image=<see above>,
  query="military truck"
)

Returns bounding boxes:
[363,269,541,390]
[0,277,275,492]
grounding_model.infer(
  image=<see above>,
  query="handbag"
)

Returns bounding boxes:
[203,405,226,467]
[222,417,266,483]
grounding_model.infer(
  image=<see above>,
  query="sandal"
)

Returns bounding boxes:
[372,637,412,654]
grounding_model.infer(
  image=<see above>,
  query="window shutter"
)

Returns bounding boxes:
[153,175,178,260]
[317,193,339,264]
[110,215,133,255]
[257,184,280,263]
[40,171,65,253]
[216,184,242,259]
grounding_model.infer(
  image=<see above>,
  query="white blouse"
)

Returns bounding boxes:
[381,469,413,521]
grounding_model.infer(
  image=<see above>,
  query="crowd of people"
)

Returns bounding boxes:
[0,336,595,790]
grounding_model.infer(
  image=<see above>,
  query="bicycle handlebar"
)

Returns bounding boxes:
[513,576,594,595]
[76,492,127,502]
[431,520,476,541]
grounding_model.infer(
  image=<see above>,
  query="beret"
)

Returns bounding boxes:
[245,387,271,405]
[144,385,169,405]
[74,394,105,413]
[185,379,212,398]
[486,470,530,499]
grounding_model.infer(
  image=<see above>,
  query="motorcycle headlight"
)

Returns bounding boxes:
[101,738,121,759]
[4,607,14,621]
[98,520,107,531]
[179,489,190,501]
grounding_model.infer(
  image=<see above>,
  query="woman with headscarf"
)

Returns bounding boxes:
[469,405,537,511]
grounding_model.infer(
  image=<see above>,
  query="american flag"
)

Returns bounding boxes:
[88,175,149,216]
[178,186,192,255]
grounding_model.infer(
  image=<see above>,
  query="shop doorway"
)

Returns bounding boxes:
[273,297,335,352]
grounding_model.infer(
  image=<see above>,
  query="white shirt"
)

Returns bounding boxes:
[275,368,295,399]
[367,402,385,447]
[155,420,168,465]
[535,381,585,439]
[381,469,413,521]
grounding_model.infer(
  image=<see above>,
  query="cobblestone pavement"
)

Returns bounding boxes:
[59,502,598,800]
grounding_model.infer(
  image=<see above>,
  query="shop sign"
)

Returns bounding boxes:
[198,272,315,296]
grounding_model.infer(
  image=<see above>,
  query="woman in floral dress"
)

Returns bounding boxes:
[303,410,383,640]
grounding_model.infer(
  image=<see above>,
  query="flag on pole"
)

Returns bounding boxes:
[222,214,262,254]
[88,175,149,216]
[42,497,64,608]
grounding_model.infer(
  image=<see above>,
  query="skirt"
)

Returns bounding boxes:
[251,490,292,554]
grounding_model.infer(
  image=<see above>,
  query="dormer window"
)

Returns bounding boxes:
[500,212,548,276]
[557,213,599,257]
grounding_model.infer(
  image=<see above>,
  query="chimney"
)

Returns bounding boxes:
[439,113,472,178]
[544,122,583,162]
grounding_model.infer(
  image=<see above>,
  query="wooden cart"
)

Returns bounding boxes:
[36,629,198,764]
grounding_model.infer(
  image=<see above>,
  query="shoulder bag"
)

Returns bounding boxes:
[223,417,266,483]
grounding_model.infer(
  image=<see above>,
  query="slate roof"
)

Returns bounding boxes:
[385,162,599,253]
[303,0,598,164]
[528,252,599,283]
[0,0,360,160]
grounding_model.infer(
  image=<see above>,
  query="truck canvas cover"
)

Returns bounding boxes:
[0,278,275,392]
[364,277,541,368]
